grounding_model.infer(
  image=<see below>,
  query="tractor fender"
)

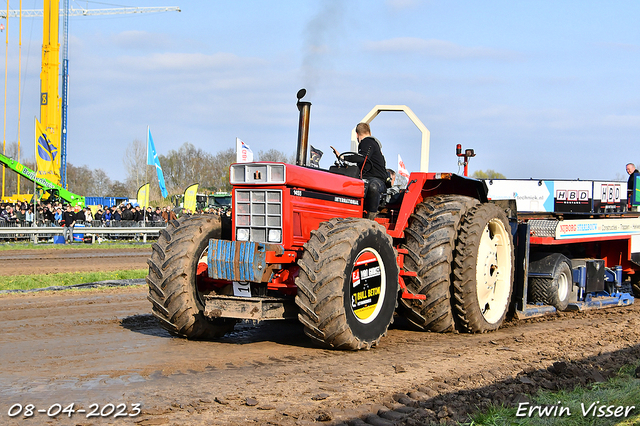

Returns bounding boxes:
[449,174,489,203]
[529,252,571,277]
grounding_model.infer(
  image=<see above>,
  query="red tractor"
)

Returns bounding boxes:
[146,90,515,350]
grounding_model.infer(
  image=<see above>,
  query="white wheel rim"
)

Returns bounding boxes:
[557,269,570,302]
[475,218,511,324]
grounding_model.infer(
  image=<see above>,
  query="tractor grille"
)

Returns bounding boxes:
[235,189,283,243]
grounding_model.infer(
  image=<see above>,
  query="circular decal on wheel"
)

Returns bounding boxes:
[350,249,385,323]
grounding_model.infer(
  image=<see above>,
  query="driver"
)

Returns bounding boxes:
[331,122,388,219]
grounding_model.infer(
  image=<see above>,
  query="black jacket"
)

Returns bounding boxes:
[61,210,76,226]
[344,136,387,181]
[628,170,639,192]
[122,208,134,221]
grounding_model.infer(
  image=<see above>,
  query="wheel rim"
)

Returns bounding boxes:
[475,217,512,324]
[349,248,386,324]
[557,268,570,302]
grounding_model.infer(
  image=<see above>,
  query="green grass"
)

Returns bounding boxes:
[0,241,152,250]
[0,269,148,291]
[464,362,640,426]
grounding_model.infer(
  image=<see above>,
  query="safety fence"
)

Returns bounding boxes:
[0,220,167,243]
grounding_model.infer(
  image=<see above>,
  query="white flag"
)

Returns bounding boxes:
[236,138,254,163]
[398,154,410,179]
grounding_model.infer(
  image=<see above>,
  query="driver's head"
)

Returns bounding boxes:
[627,163,636,175]
[387,169,396,185]
[355,122,371,142]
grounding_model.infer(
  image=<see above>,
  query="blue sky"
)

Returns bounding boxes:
[1,0,640,184]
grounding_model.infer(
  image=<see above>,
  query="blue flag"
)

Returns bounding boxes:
[147,127,168,198]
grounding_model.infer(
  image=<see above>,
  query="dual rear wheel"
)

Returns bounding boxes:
[296,200,516,350]
[398,198,515,334]
[398,195,479,332]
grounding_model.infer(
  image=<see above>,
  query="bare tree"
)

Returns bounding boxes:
[109,181,130,197]
[471,169,506,179]
[159,142,218,194]
[257,149,296,164]
[123,139,146,195]
[91,169,113,196]
[116,143,296,201]
[210,148,236,192]
[67,163,94,195]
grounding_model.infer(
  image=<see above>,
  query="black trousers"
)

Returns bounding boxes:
[364,177,386,214]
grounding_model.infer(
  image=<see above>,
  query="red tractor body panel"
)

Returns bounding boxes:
[284,164,365,198]
[231,163,365,251]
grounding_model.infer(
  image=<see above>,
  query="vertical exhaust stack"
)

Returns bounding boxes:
[296,88,311,166]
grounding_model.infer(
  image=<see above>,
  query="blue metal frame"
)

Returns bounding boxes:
[207,239,268,283]
[514,222,634,319]
[60,0,69,188]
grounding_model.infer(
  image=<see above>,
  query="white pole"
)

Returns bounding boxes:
[33,118,37,244]
[144,126,148,226]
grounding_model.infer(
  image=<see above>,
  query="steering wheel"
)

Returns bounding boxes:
[335,151,364,167]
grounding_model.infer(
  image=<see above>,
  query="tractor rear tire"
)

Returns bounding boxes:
[528,254,572,311]
[452,203,514,333]
[146,215,236,339]
[295,218,398,350]
[398,195,480,332]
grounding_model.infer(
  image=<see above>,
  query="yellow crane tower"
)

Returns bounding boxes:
[40,0,61,186]
[0,3,180,200]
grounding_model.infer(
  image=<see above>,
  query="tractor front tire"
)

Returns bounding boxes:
[295,218,398,350]
[452,203,514,333]
[399,195,479,332]
[146,215,236,339]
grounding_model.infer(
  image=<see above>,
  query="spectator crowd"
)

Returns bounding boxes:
[0,200,224,228]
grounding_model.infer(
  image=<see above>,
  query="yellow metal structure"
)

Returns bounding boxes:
[1,4,180,201]
[2,193,33,203]
[38,0,62,185]
[2,2,8,200]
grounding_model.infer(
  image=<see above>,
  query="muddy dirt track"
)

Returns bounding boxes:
[1,284,639,426]
[0,248,151,276]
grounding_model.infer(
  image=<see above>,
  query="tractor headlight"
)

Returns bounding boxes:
[230,163,286,184]
[268,229,282,243]
[237,228,250,241]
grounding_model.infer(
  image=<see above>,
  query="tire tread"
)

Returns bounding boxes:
[398,195,479,332]
[295,218,398,350]
[146,215,235,340]
[452,203,514,333]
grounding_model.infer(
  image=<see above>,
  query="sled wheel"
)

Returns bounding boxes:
[529,254,572,311]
